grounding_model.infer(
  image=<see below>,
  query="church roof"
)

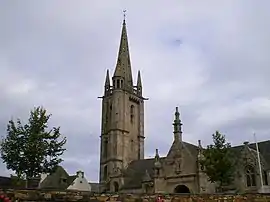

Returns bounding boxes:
[231,140,270,166]
[121,140,270,190]
[122,141,199,189]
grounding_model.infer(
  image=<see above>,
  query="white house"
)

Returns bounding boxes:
[67,170,91,192]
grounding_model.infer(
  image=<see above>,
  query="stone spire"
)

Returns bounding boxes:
[113,11,133,89]
[173,107,182,142]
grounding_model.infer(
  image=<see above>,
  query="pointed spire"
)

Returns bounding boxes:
[113,11,133,89]
[173,107,182,142]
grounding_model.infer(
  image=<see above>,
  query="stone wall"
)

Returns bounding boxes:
[0,189,270,202]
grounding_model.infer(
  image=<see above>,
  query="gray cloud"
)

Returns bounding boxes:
[0,0,270,182]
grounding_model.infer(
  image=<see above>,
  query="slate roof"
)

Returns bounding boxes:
[39,166,76,190]
[230,140,270,166]
[0,176,12,189]
[121,140,270,190]
[122,141,199,189]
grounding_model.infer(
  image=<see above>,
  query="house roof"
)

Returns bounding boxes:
[39,166,76,190]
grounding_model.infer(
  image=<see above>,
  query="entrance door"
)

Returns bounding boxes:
[174,185,190,193]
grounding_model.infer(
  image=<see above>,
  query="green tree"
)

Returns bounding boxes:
[0,106,67,182]
[199,131,235,192]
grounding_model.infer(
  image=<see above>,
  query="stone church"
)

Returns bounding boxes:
[98,16,270,194]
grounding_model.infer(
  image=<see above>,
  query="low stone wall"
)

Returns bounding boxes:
[0,189,270,202]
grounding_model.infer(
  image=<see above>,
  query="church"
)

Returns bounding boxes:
[98,16,270,194]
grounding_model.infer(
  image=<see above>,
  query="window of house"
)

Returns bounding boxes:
[246,165,256,187]
[263,170,269,185]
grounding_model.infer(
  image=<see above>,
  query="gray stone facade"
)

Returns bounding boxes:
[98,18,270,194]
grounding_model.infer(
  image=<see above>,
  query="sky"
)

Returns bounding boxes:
[0,0,270,182]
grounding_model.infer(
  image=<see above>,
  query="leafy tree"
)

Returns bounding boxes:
[199,131,235,192]
[0,106,67,182]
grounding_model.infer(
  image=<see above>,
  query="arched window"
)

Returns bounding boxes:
[246,165,256,187]
[116,80,120,88]
[130,105,134,123]
[104,165,108,180]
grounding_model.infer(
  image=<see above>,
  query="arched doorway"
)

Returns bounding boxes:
[174,185,190,193]
[113,181,119,192]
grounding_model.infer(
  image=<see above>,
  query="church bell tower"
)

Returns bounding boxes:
[98,13,147,192]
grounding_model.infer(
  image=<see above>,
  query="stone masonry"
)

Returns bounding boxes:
[1,189,270,202]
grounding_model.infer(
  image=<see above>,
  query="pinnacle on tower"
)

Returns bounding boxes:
[137,70,142,87]
[173,107,182,141]
[113,11,133,89]
[104,69,110,96]
[136,70,142,96]
[105,69,110,87]
[155,148,160,159]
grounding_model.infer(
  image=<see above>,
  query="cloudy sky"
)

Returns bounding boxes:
[0,0,270,182]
